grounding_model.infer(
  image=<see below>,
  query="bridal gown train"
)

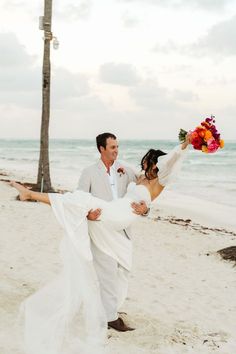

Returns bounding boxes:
[20,145,187,354]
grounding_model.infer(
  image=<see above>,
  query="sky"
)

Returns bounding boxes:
[0,0,236,140]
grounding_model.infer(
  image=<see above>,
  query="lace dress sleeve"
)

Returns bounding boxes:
[158,145,188,186]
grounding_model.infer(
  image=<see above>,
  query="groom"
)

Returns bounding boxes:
[78,132,148,331]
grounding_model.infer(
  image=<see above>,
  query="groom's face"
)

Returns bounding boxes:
[101,137,118,162]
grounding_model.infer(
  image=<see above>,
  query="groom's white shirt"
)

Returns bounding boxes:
[78,159,136,321]
[105,163,118,200]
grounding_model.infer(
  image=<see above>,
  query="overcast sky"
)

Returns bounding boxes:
[0,0,236,140]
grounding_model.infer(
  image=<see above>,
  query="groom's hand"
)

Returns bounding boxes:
[87,208,102,221]
[131,201,149,216]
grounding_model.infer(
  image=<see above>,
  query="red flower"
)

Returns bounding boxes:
[117,167,125,175]
[191,136,203,150]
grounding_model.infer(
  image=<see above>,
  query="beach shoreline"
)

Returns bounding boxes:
[1,170,236,354]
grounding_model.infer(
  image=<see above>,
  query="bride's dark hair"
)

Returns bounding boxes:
[141,149,167,180]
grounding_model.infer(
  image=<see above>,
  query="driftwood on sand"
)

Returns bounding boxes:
[217,246,236,266]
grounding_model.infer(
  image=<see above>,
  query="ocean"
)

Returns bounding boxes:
[0,139,235,208]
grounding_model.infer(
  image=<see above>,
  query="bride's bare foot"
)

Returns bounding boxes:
[10,181,32,201]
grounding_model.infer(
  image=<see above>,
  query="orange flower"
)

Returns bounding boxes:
[191,131,199,139]
[204,130,212,141]
[202,145,208,153]
[219,139,224,148]
[198,129,206,138]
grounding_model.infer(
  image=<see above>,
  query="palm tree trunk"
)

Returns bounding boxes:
[36,0,53,192]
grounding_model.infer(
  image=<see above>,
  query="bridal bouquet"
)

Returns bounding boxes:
[179,116,224,153]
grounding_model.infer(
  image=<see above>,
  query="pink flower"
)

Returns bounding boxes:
[207,139,219,153]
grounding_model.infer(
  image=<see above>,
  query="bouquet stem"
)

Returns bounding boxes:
[179,129,188,143]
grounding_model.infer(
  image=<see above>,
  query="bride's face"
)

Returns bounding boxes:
[143,160,148,171]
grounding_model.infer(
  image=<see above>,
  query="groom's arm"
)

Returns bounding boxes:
[78,168,101,221]
[77,168,91,192]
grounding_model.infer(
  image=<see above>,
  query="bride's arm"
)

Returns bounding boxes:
[158,135,190,187]
[163,135,190,167]
[28,191,50,204]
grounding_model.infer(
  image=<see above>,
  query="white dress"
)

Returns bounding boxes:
[21,145,187,354]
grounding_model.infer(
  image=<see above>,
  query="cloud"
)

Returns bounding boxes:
[55,0,91,21]
[153,15,236,58]
[180,0,233,10]
[49,95,131,139]
[0,1,42,20]
[51,69,90,107]
[129,79,198,112]
[0,33,34,67]
[152,40,178,54]
[119,0,233,11]
[0,32,91,110]
[0,33,40,109]
[99,62,140,86]
[130,80,173,110]
[196,77,236,86]
[121,12,140,28]
[188,14,236,57]
[0,1,29,11]
[173,89,199,102]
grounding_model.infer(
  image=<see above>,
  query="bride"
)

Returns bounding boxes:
[11,136,189,354]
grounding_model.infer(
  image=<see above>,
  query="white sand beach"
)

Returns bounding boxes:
[1,174,236,354]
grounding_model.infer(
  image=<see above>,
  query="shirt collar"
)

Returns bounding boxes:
[100,159,117,172]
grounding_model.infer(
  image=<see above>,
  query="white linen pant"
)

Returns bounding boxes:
[90,240,129,322]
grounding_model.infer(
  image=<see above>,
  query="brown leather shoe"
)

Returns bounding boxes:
[108,317,135,332]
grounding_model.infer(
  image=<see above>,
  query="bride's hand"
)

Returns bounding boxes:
[131,201,149,215]
[186,132,192,144]
[87,208,102,221]
[181,132,191,150]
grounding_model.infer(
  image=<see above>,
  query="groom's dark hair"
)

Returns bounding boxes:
[96,132,117,152]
